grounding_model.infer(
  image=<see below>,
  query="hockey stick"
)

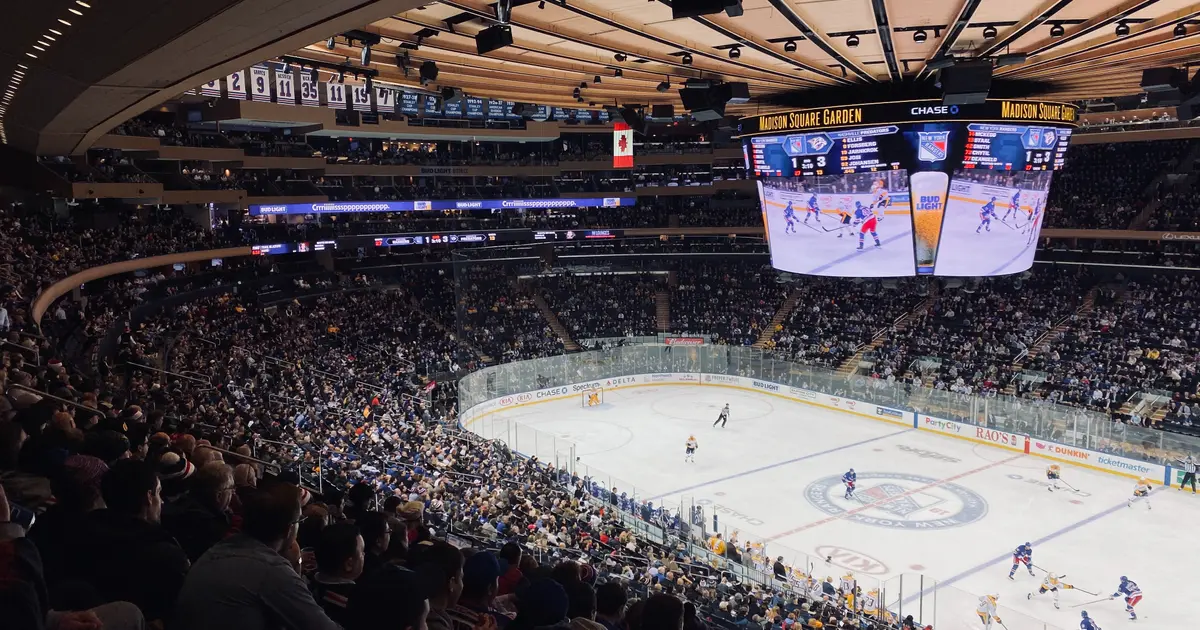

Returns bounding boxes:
[1073,587,1099,596]
[1060,479,1082,492]
[998,620,1011,630]
[1071,597,1111,608]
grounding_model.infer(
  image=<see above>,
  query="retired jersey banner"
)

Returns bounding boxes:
[299,74,320,107]
[613,121,634,168]
[325,81,347,109]
[350,83,372,112]
[200,78,221,98]
[226,70,247,100]
[375,86,395,113]
[249,66,271,102]
[275,70,295,105]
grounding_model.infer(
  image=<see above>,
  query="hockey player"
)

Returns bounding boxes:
[1008,542,1035,579]
[1111,576,1142,620]
[853,201,881,251]
[977,197,998,233]
[842,468,857,500]
[685,435,698,463]
[975,594,1002,629]
[713,403,730,428]
[1080,610,1102,630]
[1024,199,1043,244]
[1003,189,1022,221]
[1046,464,1062,491]
[1177,454,1197,493]
[805,193,822,224]
[1027,572,1074,609]
[836,203,853,239]
[783,200,797,234]
[1127,477,1152,509]
[870,179,890,211]
[839,572,857,609]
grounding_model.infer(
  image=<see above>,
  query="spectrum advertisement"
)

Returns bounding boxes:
[248,197,636,216]
[740,99,1076,277]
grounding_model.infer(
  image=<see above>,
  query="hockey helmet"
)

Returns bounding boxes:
[1120,576,1128,582]
[1081,611,1089,618]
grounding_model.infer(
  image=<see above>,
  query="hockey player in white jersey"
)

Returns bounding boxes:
[1128,477,1152,509]
[1027,572,1075,609]
[1046,464,1062,491]
[685,435,698,463]
[975,593,1002,628]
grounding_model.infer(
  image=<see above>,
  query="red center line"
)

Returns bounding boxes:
[765,454,1023,542]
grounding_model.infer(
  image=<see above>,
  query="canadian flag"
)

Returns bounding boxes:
[613,122,634,168]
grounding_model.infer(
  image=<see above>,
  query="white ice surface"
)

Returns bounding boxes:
[934,186,1048,276]
[484,385,1200,630]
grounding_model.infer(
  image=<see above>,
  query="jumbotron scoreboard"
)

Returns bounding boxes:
[739,99,1078,278]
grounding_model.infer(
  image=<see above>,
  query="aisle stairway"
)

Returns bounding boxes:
[656,289,670,333]
[833,295,935,377]
[1000,287,1099,396]
[532,293,581,352]
[752,286,805,348]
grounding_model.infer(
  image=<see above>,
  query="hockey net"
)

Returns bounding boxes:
[581,387,604,408]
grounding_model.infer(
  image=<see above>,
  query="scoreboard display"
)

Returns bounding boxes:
[740,99,1077,278]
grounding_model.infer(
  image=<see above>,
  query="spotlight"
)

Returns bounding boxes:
[982,25,997,40]
[681,53,693,65]
[614,68,623,77]
[594,75,602,83]
[326,37,336,50]
[337,71,345,83]
[573,87,581,98]
[419,60,439,83]
[615,53,627,62]
[538,0,545,7]
[729,46,741,59]
[579,81,587,89]
[1174,23,1188,37]
[310,67,319,83]
[657,76,671,92]
[784,40,797,53]
[913,30,928,43]
[1116,21,1130,37]
[1050,23,1065,37]
[847,34,860,48]
[361,45,371,66]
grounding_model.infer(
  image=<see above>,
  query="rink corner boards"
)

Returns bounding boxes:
[458,372,1177,487]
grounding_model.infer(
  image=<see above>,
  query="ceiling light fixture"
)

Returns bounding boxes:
[614,68,623,77]
[37,40,50,47]
[1115,21,1130,37]
[58,19,72,26]
[326,37,336,50]
[32,45,44,52]
[729,45,741,59]
[25,53,36,58]
[1050,23,1065,37]
[913,30,928,43]
[1174,23,1188,37]
[76,0,91,7]
[657,76,671,92]
[43,34,55,41]
[681,52,693,65]
[594,75,602,83]
[982,25,997,39]
[847,34,860,47]
[784,39,797,52]
[538,0,545,7]
[615,53,627,62]
[68,8,83,16]
[48,29,61,36]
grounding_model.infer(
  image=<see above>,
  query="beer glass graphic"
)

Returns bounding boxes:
[909,171,949,274]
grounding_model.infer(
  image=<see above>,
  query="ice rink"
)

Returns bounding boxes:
[481,385,1199,630]
[935,184,1048,276]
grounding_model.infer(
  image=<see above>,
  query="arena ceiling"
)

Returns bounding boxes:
[0,0,425,156]
[290,0,1200,113]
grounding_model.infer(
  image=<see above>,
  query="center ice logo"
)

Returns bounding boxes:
[804,472,987,530]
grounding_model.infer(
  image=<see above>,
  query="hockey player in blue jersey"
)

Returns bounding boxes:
[842,468,857,499]
[1008,542,1035,579]
[1080,611,1101,630]
[853,202,881,251]
[783,201,797,234]
[977,197,998,233]
[1004,189,1022,221]
[1111,576,1142,620]
[805,193,822,223]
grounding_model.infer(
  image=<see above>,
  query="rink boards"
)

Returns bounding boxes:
[460,372,1173,485]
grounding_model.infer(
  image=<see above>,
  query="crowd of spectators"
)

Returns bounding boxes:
[669,262,787,346]
[1043,140,1191,229]
[536,273,663,339]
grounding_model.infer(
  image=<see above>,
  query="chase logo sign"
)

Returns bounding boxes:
[917,131,950,162]
[804,472,987,530]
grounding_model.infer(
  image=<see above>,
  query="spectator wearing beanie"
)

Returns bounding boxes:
[510,578,570,630]
[67,458,189,624]
[162,461,236,562]
[157,450,195,502]
[172,481,340,630]
[449,550,509,630]
[310,523,365,628]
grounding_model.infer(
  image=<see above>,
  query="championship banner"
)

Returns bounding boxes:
[275,70,295,105]
[299,73,319,107]
[249,66,271,102]
[200,78,221,97]
[226,70,247,100]
[375,85,395,113]
[613,121,634,168]
[325,81,347,109]
[350,83,372,112]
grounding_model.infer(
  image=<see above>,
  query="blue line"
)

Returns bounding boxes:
[901,490,1154,605]
[646,428,910,502]
[808,231,913,275]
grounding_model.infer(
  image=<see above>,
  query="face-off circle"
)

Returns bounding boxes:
[804,472,988,530]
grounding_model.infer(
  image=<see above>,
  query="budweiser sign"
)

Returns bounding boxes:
[664,337,705,346]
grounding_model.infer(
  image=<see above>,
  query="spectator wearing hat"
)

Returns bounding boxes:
[400,499,431,544]
[449,550,509,630]
[68,458,190,624]
[84,429,131,466]
[157,450,195,502]
[162,462,235,562]
[594,581,627,630]
[310,523,365,628]
[172,481,340,630]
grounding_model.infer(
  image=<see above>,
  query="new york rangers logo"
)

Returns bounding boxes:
[917,131,950,162]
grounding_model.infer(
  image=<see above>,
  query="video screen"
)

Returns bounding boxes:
[760,171,915,277]
[934,170,1053,276]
